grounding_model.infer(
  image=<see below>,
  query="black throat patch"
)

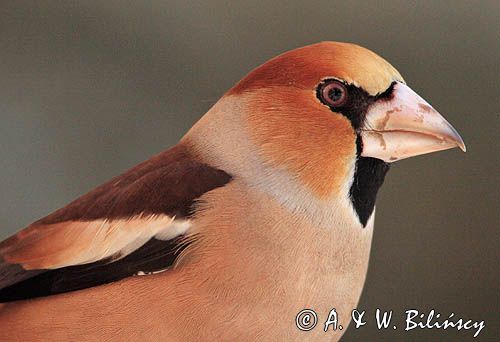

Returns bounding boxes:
[350,147,390,227]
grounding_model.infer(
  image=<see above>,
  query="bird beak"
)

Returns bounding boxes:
[360,82,466,162]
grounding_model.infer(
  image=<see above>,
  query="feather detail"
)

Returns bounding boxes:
[0,142,231,302]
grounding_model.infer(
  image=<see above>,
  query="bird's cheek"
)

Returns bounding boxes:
[360,82,466,162]
[245,91,357,197]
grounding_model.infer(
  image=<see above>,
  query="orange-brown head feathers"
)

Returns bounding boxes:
[224,42,404,198]
[229,41,404,97]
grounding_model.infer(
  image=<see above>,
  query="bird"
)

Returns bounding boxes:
[0,41,465,341]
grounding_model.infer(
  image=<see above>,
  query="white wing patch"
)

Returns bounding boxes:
[1,215,192,270]
[155,219,191,240]
[135,269,169,276]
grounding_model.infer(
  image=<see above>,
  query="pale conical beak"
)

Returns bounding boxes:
[361,82,466,162]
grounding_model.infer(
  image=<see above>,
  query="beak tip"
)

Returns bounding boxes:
[454,135,466,152]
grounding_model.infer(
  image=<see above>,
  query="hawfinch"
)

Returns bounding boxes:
[0,42,465,341]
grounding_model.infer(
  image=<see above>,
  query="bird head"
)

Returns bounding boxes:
[186,42,465,226]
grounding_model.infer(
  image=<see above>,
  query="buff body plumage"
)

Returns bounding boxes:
[0,42,465,341]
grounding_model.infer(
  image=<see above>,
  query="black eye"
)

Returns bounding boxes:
[319,80,348,107]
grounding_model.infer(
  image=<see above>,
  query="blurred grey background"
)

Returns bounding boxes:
[0,1,498,340]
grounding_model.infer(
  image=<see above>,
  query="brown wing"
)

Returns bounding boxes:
[0,144,231,302]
